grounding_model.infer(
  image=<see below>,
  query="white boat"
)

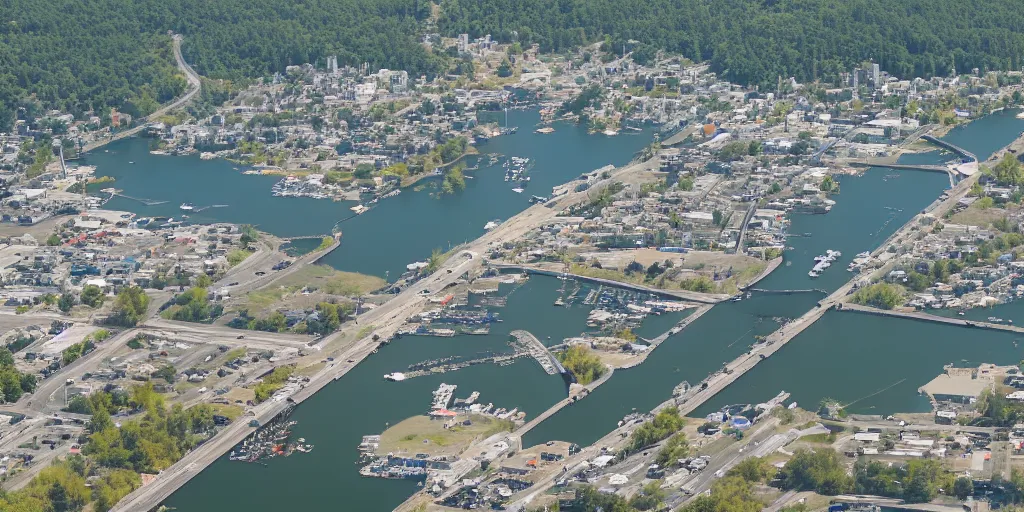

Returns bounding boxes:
[179,203,194,211]
[512,187,524,193]
[384,372,406,382]
[484,220,500,230]
[856,251,870,258]
[808,270,820,278]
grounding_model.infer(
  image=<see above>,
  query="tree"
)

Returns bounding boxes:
[426,248,444,273]
[46,233,61,246]
[953,476,974,500]
[678,176,694,191]
[654,432,689,467]
[152,364,176,383]
[779,449,853,495]
[109,286,150,326]
[850,283,904,309]
[712,209,723,226]
[496,59,513,77]
[820,175,836,193]
[80,285,105,308]
[556,345,606,385]
[58,293,76,313]
[626,407,685,453]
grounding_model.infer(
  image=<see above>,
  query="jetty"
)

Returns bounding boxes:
[838,302,1024,334]
[509,330,567,376]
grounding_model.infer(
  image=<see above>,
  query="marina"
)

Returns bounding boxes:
[86,107,1024,512]
[227,408,314,464]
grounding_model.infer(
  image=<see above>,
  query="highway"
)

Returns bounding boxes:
[140,318,314,351]
[81,34,201,153]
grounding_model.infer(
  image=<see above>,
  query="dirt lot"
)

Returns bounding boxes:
[579,248,764,273]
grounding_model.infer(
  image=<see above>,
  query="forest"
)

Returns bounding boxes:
[0,0,439,131]
[6,0,1024,132]
[438,0,1024,88]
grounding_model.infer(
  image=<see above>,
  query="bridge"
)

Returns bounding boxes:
[747,288,826,295]
[809,137,839,164]
[848,160,951,174]
[509,330,568,376]
[922,134,977,163]
[733,203,758,254]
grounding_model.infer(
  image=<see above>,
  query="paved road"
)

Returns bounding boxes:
[141,318,312,349]
[81,34,201,153]
[843,419,997,435]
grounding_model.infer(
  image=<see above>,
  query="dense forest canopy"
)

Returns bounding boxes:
[438,0,1024,87]
[0,0,437,130]
[4,0,1024,130]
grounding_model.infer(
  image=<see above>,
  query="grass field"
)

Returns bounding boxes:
[378,414,514,457]
[276,265,386,297]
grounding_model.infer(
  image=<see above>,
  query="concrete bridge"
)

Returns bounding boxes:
[848,160,951,174]
[747,288,826,295]
[922,134,977,163]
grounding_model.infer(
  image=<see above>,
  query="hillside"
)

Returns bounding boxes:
[437,0,1024,87]
[4,0,1024,130]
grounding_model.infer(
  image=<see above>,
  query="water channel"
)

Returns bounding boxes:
[87,109,654,280]
[85,108,1024,509]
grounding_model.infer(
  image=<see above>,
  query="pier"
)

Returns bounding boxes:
[491,263,730,304]
[509,330,567,376]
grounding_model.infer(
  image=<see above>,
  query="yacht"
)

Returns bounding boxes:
[179,202,195,211]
